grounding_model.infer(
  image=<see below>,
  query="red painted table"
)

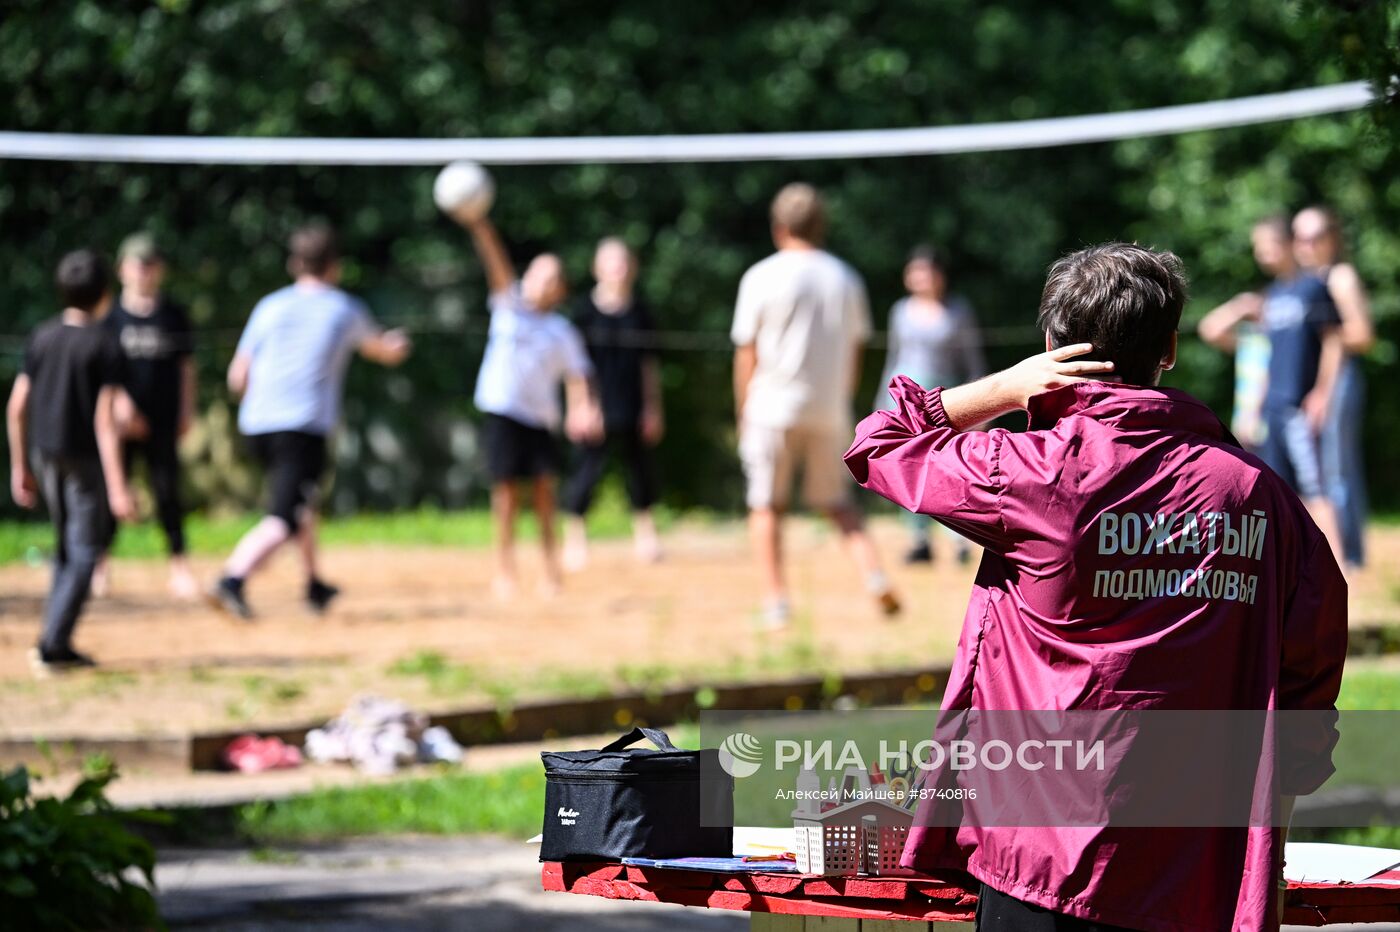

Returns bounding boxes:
[543,861,1400,929]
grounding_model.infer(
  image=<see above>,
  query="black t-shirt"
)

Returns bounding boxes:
[22,316,126,458]
[571,295,657,430]
[103,294,193,433]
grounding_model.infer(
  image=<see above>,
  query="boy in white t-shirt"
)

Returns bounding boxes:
[458,214,595,598]
[732,183,900,626]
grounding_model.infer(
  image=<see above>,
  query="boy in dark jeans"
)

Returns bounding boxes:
[7,249,134,675]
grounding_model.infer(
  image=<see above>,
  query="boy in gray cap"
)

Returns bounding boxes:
[95,233,198,599]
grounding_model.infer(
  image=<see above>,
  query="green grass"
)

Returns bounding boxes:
[235,724,702,843]
[237,764,548,842]
[1336,665,1400,711]
[0,488,674,564]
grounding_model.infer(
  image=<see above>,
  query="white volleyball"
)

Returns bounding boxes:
[433,160,495,220]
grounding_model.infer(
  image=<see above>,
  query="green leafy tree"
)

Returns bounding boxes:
[0,0,1394,517]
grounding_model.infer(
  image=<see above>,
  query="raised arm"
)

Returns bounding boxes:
[7,375,36,508]
[1196,292,1262,352]
[845,344,1113,552]
[463,216,517,296]
[1326,263,1376,354]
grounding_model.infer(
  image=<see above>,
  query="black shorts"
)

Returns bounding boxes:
[245,431,327,527]
[483,413,558,481]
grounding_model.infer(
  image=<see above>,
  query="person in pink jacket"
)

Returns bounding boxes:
[846,243,1347,932]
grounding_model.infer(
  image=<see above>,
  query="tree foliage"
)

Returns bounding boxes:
[0,0,1395,515]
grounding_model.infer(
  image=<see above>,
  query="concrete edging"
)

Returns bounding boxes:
[2,665,952,774]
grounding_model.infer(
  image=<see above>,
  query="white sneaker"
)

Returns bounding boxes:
[759,598,792,630]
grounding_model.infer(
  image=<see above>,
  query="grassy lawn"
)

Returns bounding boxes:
[1337,663,1400,710]
[7,506,1395,565]
[237,764,547,841]
[236,724,702,843]
[0,492,684,565]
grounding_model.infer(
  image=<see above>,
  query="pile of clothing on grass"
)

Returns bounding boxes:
[303,694,464,775]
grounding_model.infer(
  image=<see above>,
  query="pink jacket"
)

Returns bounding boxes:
[845,377,1347,932]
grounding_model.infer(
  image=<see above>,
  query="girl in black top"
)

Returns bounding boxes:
[562,238,664,568]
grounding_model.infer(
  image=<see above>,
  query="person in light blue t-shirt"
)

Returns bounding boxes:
[211,224,411,619]
[456,211,595,600]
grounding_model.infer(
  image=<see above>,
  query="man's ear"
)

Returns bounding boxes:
[1044,332,1054,353]
[1160,332,1178,372]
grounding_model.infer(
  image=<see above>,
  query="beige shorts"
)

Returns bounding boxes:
[739,421,852,511]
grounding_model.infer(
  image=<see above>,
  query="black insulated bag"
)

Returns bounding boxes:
[540,726,733,861]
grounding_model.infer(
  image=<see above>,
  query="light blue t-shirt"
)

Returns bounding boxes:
[473,286,592,430]
[235,283,376,436]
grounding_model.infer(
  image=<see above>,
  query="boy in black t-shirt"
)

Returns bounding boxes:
[6,249,134,675]
[94,233,198,600]
[561,238,664,569]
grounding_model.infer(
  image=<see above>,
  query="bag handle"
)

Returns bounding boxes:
[600,726,681,753]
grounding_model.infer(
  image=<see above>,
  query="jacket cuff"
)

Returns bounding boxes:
[919,385,954,431]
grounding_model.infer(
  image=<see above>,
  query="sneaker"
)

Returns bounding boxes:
[903,541,933,565]
[306,578,340,615]
[759,597,792,631]
[209,576,253,620]
[875,589,903,618]
[168,565,200,602]
[28,646,97,678]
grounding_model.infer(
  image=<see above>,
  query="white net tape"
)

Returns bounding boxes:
[0,82,1371,166]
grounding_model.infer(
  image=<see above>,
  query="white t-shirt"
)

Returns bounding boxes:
[473,286,592,431]
[730,249,871,430]
[236,283,377,437]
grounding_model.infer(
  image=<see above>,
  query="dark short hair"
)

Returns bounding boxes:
[1253,214,1292,241]
[907,244,947,271]
[771,183,827,244]
[55,249,111,312]
[288,223,340,277]
[1037,243,1187,386]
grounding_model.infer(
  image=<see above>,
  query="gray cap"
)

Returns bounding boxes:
[117,232,164,263]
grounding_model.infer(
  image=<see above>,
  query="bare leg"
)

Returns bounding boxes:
[633,509,662,563]
[492,481,519,599]
[749,506,786,610]
[826,504,901,616]
[224,516,292,580]
[562,515,588,573]
[534,476,561,596]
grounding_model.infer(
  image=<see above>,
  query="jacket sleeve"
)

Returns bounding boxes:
[845,375,1010,552]
[1277,529,1348,796]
